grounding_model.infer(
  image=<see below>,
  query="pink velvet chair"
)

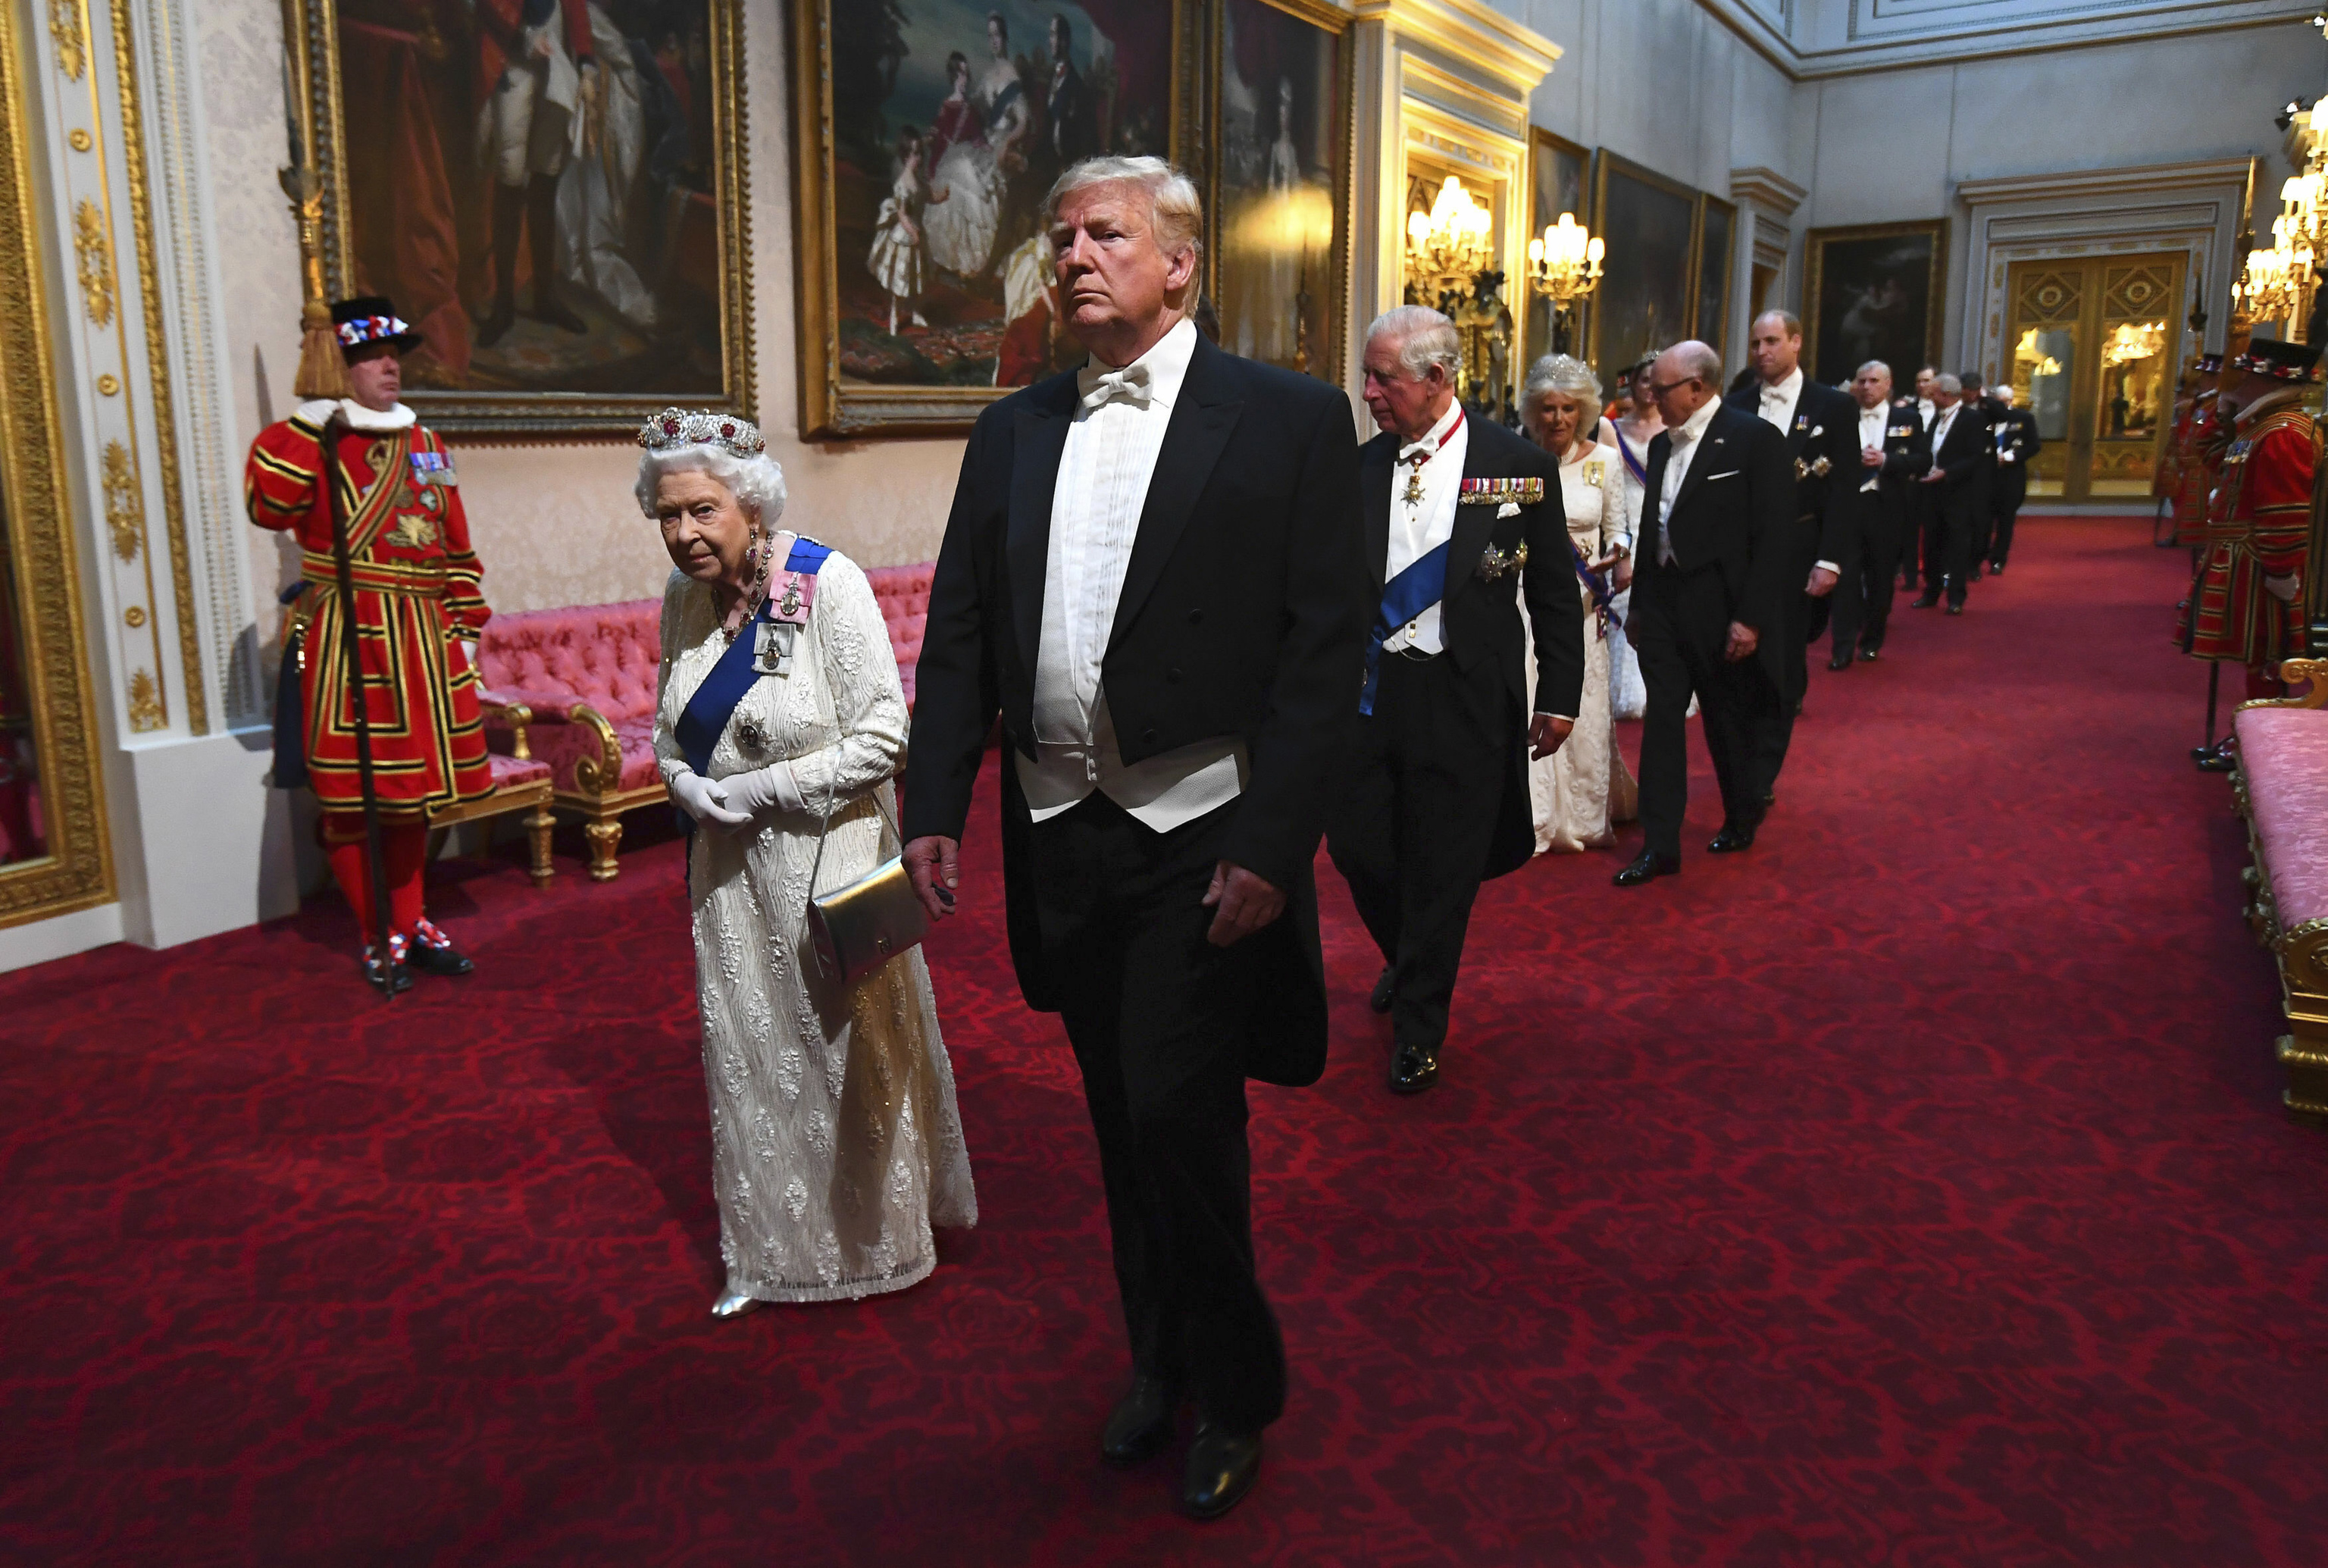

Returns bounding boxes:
[2233,658,2328,1120]
[474,568,933,881]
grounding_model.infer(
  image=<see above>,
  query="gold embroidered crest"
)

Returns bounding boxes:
[384,512,441,552]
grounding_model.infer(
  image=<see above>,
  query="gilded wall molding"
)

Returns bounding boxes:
[48,0,87,80]
[70,198,114,324]
[101,440,142,560]
[0,0,117,926]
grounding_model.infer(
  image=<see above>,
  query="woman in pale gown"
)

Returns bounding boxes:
[925,50,1001,280]
[641,409,975,1316]
[1521,355,1638,853]
[1604,355,1663,720]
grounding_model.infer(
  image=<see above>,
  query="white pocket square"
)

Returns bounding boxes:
[1705,469,1741,481]
[1496,501,1521,518]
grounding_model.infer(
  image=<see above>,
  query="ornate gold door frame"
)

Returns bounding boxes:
[0,0,114,928]
[2005,252,2185,504]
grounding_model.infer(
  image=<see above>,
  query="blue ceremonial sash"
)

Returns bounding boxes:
[674,537,834,778]
[1569,537,1618,637]
[1615,430,1650,487]
[1360,542,1450,716]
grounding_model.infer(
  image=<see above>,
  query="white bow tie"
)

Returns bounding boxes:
[1079,363,1153,412]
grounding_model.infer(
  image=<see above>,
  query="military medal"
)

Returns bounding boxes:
[753,619,797,677]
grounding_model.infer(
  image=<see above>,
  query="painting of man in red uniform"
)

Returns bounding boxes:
[330,0,727,403]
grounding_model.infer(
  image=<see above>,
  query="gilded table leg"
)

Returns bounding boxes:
[525,806,555,889]
[584,815,624,882]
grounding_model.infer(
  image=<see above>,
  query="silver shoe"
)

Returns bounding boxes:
[710,1290,764,1319]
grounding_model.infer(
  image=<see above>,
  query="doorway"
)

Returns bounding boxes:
[2004,253,2186,502]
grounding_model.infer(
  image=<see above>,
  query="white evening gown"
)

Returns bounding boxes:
[1604,419,1653,721]
[1529,443,1639,853]
[653,552,976,1304]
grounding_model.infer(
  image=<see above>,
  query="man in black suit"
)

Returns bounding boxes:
[901,156,1366,1520]
[1988,385,2041,573]
[1833,359,1931,662]
[1728,312,1858,683]
[1326,305,1582,1096]
[1614,340,1794,885]
[1047,15,1099,167]
[1901,365,1938,593]
[1911,374,1989,614]
[1959,371,2007,577]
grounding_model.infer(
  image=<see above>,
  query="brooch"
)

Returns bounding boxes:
[1478,540,1529,581]
[1459,477,1545,507]
[735,715,768,753]
[1794,455,1832,480]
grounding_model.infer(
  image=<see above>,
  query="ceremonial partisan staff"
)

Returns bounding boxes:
[320,413,396,999]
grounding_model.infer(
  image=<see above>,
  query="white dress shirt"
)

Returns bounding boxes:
[1914,396,1935,430]
[1654,393,1724,564]
[1929,403,1959,454]
[1018,318,1247,830]
[1381,399,1467,656]
[1755,366,1804,432]
[1858,403,1888,493]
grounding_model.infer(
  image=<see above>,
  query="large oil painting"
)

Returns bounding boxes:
[1591,153,1697,386]
[1524,128,1589,365]
[798,0,1187,436]
[306,0,749,433]
[1210,0,1347,382]
[1804,221,1946,388]
[1696,196,1735,362]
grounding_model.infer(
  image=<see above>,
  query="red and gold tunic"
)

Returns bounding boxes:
[2171,392,2223,547]
[2179,398,2320,670]
[245,400,494,818]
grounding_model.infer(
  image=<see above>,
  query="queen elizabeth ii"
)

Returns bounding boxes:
[640,408,976,1314]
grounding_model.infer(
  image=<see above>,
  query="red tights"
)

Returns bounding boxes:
[321,813,427,946]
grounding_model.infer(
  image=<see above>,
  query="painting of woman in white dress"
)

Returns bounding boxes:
[1214,0,1345,379]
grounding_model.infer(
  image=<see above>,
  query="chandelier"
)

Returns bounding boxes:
[1404,174,1495,302]
[2102,320,2166,367]
[2236,218,2312,323]
[1525,212,1604,308]
[2283,170,2328,252]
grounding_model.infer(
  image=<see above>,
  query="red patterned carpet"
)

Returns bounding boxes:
[5,518,2321,1566]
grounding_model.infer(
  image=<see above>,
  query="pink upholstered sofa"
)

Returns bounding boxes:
[2233,659,2328,1119]
[475,563,933,880]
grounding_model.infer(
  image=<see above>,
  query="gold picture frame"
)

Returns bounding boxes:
[282,0,753,437]
[0,0,114,928]
[1204,0,1353,387]
[793,0,1192,437]
[1803,219,1948,388]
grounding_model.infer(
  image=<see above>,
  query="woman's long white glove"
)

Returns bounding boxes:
[719,762,808,821]
[668,767,751,830]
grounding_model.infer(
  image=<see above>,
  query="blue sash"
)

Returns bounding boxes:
[1614,429,1650,487]
[1360,543,1450,716]
[1569,537,1617,636]
[674,537,834,777]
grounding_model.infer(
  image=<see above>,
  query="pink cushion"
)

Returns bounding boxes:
[485,752,552,788]
[2236,706,2328,926]
[477,600,663,723]
[865,563,933,706]
[527,715,664,797]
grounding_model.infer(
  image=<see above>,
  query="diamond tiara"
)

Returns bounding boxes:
[638,407,768,458]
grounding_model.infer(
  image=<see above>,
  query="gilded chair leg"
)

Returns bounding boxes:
[526,807,555,889]
[584,816,623,881]
[2280,1031,2328,1122]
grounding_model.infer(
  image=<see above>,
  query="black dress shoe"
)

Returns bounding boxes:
[1826,652,1853,671]
[1988,559,2007,575]
[1388,1043,1438,1095]
[1910,593,1939,609]
[406,924,474,978]
[1857,645,1881,662]
[361,946,412,995]
[1613,849,1679,887]
[1101,1376,1178,1467]
[2195,743,2239,774]
[1707,822,1757,854]
[1369,966,1394,1015]
[1181,1423,1262,1520]
[1945,601,1964,616]
[1967,564,1984,582]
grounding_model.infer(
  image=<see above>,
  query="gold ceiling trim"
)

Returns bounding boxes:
[0,0,116,925]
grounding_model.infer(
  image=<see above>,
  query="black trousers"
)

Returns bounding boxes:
[1029,793,1286,1432]
[1629,562,1781,859]
[1833,493,1905,654]
[1934,487,1982,605]
[1326,651,1508,1057]
[1992,474,2026,567]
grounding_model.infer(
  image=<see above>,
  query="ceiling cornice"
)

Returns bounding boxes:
[1352,0,1561,94]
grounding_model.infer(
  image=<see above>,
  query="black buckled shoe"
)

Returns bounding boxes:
[1388,1042,1438,1095]
[405,919,474,978]
[361,938,412,995]
[1857,644,1881,662]
[1369,966,1395,1016]
[2195,741,2240,774]
[1101,1376,1178,1467]
[1180,1423,1263,1520]
[1613,850,1679,887]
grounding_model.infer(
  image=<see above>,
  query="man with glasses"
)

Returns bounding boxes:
[1614,342,1793,886]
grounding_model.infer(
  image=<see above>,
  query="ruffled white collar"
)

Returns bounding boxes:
[296,397,416,432]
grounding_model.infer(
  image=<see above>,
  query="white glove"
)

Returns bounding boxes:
[668,768,750,829]
[720,763,806,820]
[2266,573,2301,605]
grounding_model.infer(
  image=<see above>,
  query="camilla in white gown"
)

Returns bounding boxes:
[1521,357,1639,852]
[639,410,975,1316]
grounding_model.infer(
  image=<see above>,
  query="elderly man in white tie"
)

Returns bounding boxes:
[901,155,1366,1520]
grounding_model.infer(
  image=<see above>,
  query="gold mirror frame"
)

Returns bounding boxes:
[281,0,754,437]
[0,0,114,928]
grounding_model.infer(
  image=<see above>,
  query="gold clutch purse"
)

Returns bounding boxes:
[803,779,928,989]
